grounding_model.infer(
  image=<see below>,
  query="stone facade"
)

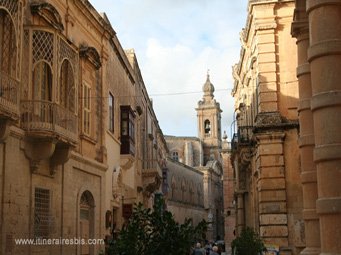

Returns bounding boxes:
[291,1,341,255]
[164,75,225,241]
[221,138,235,255]
[231,1,304,254]
[165,158,206,226]
[0,1,168,254]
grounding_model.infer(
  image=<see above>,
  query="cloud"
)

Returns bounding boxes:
[143,38,237,136]
[90,0,248,138]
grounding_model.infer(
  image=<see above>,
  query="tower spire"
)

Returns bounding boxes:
[202,70,215,100]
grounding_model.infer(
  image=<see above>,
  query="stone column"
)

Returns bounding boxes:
[256,133,289,248]
[307,0,341,254]
[291,0,320,254]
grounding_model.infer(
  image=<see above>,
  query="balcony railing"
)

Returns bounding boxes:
[21,100,78,144]
[231,125,253,151]
[0,71,19,118]
[143,159,162,173]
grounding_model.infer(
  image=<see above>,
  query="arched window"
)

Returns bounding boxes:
[0,9,17,106]
[172,151,179,161]
[204,119,211,135]
[80,191,94,255]
[59,60,75,112]
[33,61,52,101]
[0,9,17,78]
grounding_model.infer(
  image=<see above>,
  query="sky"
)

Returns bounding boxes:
[90,0,248,139]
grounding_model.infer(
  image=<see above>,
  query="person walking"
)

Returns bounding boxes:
[209,246,219,255]
[192,242,205,255]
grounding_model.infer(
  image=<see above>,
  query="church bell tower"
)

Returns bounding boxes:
[196,72,222,164]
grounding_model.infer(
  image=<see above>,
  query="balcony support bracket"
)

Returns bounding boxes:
[24,138,56,173]
[0,118,13,143]
[142,173,161,198]
[50,144,72,175]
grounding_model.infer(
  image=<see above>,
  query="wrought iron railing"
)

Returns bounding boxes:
[21,100,78,143]
[238,125,253,143]
[231,126,253,151]
[0,71,19,117]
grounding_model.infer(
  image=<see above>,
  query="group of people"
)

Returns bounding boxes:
[191,242,222,255]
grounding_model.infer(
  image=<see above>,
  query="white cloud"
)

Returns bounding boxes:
[90,0,248,138]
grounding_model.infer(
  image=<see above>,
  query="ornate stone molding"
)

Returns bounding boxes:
[24,138,56,173]
[143,175,161,198]
[30,2,64,31]
[79,45,102,70]
[240,147,252,165]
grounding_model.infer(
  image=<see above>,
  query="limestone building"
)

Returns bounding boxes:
[165,74,225,241]
[291,1,341,255]
[231,1,304,254]
[0,1,168,254]
[221,137,235,255]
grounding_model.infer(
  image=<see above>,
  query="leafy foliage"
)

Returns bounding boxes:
[109,199,207,255]
[231,227,266,255]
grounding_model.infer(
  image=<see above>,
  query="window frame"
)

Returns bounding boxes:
[120,106,135,155]
[59,59,75,112]
[33,61,53,101]
[34,187,51,239]
[172,151,179,161]
[82,83,91,136]
[108,92,114,133]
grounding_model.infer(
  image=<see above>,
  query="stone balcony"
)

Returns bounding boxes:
[21,100,78,144]
[20,100,78,172]
[142,160,163,198]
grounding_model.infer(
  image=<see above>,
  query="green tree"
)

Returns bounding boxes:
[231,227,266,255]
[109,199,207,255]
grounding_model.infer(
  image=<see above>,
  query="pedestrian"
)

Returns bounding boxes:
[204,241,212,255]
[209,246,219,255]
[192,242,205,255]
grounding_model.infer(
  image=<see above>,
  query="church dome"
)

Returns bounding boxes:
[203,73,215,96]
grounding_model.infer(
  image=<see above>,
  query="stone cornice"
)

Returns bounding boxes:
[254,112,299,132]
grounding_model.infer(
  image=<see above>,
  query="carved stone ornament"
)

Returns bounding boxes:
[79,45,102,70]
[143,175,161,198]
[30,2,64,31]
[240,147,252,165]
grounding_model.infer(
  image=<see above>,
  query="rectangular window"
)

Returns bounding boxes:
[109,93,114,132]
[120,106,135,155]
[83,83,91,135]
[34,188,50,238]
